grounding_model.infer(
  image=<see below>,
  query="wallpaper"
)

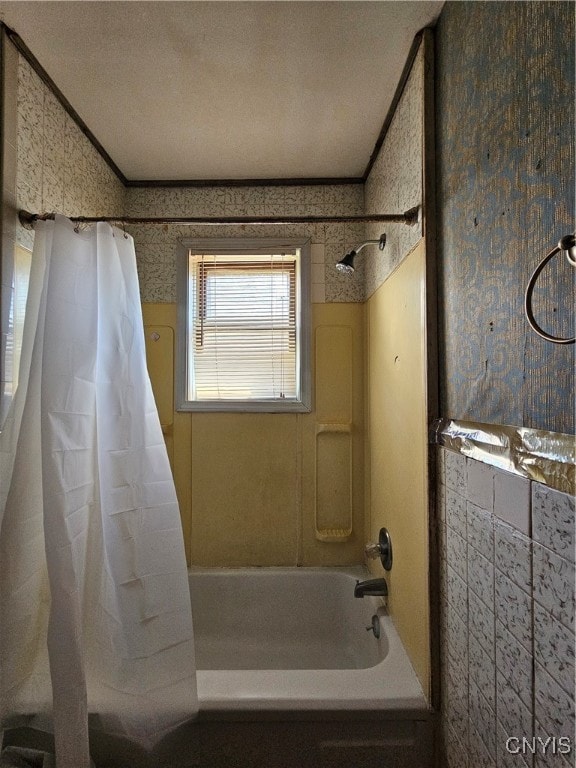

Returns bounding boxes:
[15,48,364,305]
[364,44,424,299]
[125,184,365,304]
[436,1,575,434]
[15,54,125,250]
[12,2,576,436]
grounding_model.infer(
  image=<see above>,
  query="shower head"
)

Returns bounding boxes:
[335,234,386,276]
[335,250,357,274]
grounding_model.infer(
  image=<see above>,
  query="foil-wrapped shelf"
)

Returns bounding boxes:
[431,418,575,496]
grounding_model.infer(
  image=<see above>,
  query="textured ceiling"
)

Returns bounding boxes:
[0,1,444,181]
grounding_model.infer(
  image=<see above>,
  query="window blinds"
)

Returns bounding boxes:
[187,251,299,401]
[1,246,31,424]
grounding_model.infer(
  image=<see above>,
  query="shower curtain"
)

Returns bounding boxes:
[0,216,197,768]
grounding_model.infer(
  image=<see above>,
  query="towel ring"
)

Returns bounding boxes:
[524,234,576,345]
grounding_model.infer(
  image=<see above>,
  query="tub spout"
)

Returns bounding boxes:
[354,578,388,598]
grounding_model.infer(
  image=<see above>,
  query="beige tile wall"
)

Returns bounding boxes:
[143,301,366,568]
[365,239,430,693]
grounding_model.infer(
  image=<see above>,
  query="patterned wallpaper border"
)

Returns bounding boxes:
[11,26,427,309]
[125,184,366,304]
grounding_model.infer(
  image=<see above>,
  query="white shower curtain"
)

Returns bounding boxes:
[0,216,197,768]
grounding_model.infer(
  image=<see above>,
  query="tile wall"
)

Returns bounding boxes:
[438,446,575,767]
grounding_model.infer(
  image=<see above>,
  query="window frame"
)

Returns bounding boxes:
[176,237,312,413]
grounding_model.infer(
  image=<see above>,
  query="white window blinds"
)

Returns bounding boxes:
[187,251,299,402]
[1,245,32,426]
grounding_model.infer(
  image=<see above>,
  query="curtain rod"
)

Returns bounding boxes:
[18,207,421,229]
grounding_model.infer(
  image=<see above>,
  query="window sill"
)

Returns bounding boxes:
[176,399,312,414]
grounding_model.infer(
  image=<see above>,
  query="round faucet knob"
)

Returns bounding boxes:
[364,542,381,559]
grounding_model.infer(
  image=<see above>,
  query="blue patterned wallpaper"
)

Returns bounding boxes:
[436,1,575,434]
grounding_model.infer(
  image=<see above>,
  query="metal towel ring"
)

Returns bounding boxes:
[524,234,576,345]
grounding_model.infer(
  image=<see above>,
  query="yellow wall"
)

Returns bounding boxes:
[365,239,430,694]
[142,302,365,567]
[143,265,430,695]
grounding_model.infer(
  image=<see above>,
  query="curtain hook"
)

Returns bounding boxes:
[122,220,128,239]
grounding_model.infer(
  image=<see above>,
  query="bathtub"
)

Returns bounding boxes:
[190,566,427,713]
[5,567,434,767]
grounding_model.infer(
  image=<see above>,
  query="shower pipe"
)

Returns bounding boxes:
[18,207,421,228]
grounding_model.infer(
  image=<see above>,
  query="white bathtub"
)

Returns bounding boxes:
[5,567,433,767]
[190,567,427,713]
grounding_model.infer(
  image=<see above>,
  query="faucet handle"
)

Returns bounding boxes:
[364,528,393,571]
[364,542,381,560]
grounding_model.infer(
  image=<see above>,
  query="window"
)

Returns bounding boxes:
[176,238,311,412]
[1,245,32,428]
